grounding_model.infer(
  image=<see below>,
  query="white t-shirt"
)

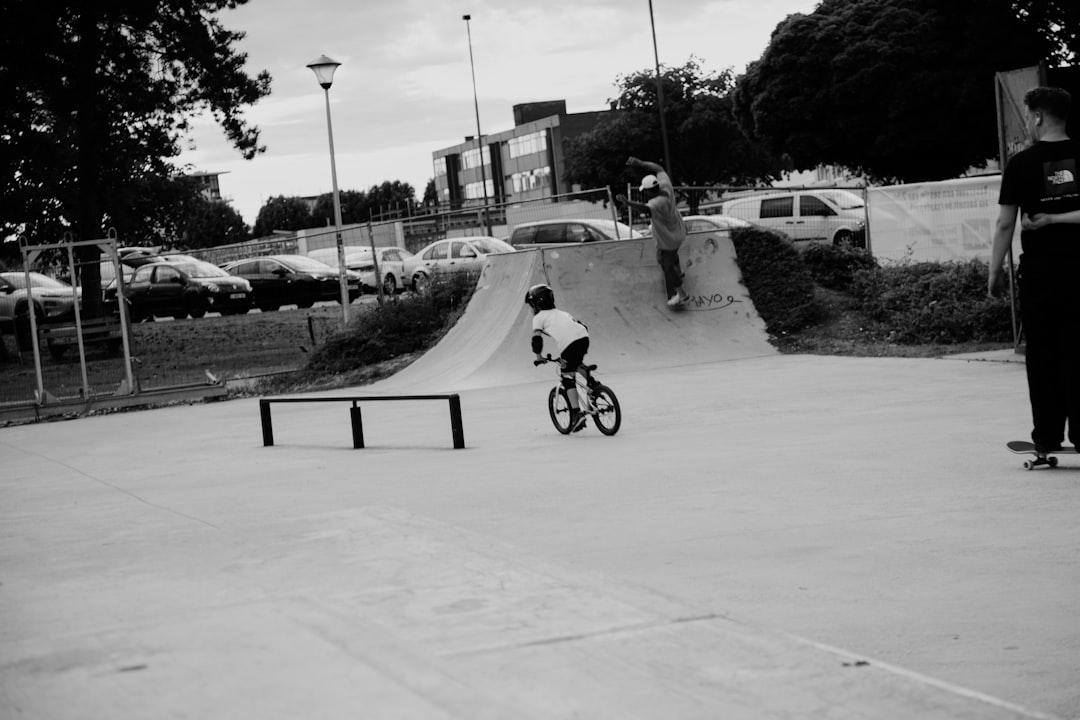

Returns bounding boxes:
[532,308,588,354]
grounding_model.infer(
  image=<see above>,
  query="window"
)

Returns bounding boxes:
[433,157,447,177]
[565,224,591,243]
[462,146,490,170]
[154,266,181,284]
[450,242,476,259]
[131,266,154,284]
[800,195,834,217]
[465,179,494,199]
[535,224,564,244]
[760,197,794,218]
[423,243,448,261]
[511,225,539,245]
[508,131,548,159]
[511,166,551,192]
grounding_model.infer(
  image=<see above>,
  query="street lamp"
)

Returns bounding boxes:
[647,0,672,176]
[463,14,492,236]
[306,54,351,324]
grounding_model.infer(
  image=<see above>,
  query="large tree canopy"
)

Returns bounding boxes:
[565,58,781,195]
[1,0,270,313]
[733,0,1054,183]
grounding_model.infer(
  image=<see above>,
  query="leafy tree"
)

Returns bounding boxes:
[178,198,249,249]
[1012,0,1080,65]
[732,0,1054,183]
[366,180,417,220]
[311,190,370,226]
[252,196,313,238]
[0,0,270,315]
[423,179,439,207]
[565,58,781,199]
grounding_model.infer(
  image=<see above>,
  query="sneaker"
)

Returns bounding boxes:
[667,294,682,307]
[570,410,588,433]
[1034,441,1064,454]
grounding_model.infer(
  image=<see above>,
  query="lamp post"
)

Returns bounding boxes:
[306,54,351,324]
[647,0,672,176]
[463,14,492,236]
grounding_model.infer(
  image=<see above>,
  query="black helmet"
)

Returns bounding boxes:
[525,284,555,313]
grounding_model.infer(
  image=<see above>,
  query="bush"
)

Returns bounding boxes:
[850,259,1012,344]
[801,243,879,291]
[305,272,478,374]
[731,226,823,336]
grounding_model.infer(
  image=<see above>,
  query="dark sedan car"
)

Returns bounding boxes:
[124,260,253,320]
[220,254,358,311]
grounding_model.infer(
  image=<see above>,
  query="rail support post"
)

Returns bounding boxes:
[350,403,365,449]
[260,400,274,446]
[449,394,465,449]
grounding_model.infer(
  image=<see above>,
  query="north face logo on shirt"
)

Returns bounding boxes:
[1048,169,1075,185]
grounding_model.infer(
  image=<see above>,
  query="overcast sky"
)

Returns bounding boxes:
[178,0,820,225]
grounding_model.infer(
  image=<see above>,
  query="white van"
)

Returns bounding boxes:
[721,189,867,247]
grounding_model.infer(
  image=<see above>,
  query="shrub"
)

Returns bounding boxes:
[850,259,1012,344]
[305,272,478,374]
[801,243,879,291]
[731,226,823,336]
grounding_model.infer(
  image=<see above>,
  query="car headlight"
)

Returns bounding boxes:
[205,283,220,293]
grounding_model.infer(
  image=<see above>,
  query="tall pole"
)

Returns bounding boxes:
[648,0,672,176]
[322,87,350,324]
[308,55,351,325]
[463,14,493,236]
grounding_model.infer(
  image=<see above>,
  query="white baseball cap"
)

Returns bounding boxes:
[639,174,659,192]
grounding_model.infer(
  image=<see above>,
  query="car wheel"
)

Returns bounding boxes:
[296,285,317,309]
[185,296,208,319]
[383,274,397,295]
[833,230,855,247]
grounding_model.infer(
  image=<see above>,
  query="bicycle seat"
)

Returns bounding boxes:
[583,364,597,371]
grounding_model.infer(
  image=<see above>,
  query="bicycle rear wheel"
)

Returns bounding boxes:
[591,385,621,435]
[547,387,573,434]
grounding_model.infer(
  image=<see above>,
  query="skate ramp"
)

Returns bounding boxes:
[379,232,775,392]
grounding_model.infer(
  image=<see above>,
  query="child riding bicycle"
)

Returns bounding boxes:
[526,283,598,433]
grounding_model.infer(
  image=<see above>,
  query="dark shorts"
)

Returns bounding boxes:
[561,337,590,374]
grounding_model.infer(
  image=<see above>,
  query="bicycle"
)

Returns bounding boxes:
[535,355,622,436]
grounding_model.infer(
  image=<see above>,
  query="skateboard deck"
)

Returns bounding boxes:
[1007,441,1078,470]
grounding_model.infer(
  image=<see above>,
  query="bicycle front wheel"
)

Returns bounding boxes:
[591,385,622,436]
[547,387,573,435]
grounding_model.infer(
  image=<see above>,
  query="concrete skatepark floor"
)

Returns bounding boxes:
[2,354,1077,719]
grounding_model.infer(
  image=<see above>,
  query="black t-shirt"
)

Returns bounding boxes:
[999,139,1080,259]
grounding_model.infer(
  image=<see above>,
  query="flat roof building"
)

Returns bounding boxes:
[432,100,612,209]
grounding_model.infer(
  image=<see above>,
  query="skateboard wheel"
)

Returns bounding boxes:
[1023,460,1034,470]
[1049,457,1059,468]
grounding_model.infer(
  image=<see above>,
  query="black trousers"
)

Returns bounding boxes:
[657,247,683,298]
[1019,258,1080,448]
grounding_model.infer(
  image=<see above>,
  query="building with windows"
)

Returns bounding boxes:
[432,100,612,209]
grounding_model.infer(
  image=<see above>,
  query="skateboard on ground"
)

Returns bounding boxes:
[1006,441,1078,470]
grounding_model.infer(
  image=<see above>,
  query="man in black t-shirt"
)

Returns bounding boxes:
[989,86,1080,453]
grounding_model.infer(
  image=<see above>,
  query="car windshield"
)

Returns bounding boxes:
[2,272,71,290]
[175,261,229,278]
[590,220,640,240]
[817,190,865,210]
[468,238,514,255]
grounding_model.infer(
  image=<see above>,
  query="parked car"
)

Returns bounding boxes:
[221,255,358,311]
[0,272,80,343]
[123,259,253,320]
[307,246,415,295]
[508,219,643,248]
[720,189,867,247]
[403,236,515,292]
[682,214,753,234]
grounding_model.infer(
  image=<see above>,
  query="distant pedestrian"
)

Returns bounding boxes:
[988,86,1080,453]
[617,157,688,308]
